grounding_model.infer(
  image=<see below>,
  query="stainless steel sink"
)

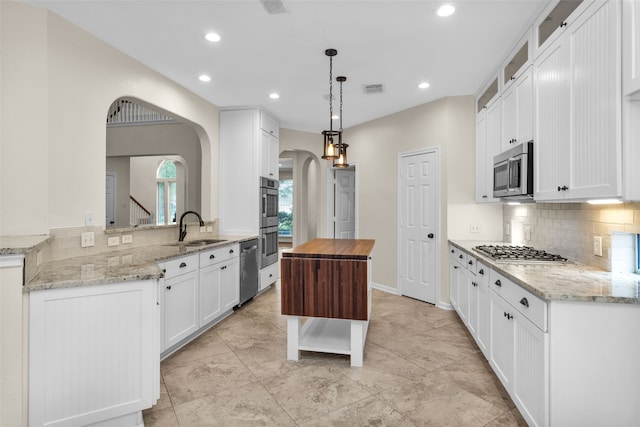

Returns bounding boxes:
[168,239,227,247]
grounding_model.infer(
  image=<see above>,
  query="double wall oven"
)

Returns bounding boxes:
[259,176,279,268]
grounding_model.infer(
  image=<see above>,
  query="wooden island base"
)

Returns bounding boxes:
[281,238,375,367]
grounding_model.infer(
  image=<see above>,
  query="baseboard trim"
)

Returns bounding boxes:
[371,282,400,295]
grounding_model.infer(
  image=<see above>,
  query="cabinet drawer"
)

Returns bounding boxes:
[199,244,239,267]
[162,254,198,279]
[490,269,547,331]
[260,261,279,291]
[466,254,477,274]
[476,261,489,285]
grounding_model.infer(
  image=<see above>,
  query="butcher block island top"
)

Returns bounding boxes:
[281,238,375,260]
[281,238,375,367]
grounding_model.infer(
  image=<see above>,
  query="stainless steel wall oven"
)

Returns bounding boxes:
[259,176,279,268]
[261,177,279,228]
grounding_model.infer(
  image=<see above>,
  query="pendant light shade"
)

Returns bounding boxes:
[321,49,340,160]
[333,75,349,168]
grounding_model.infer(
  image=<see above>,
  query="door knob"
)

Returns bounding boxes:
[427,233,434,239]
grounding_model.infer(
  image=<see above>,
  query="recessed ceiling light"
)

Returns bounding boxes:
[418,82,430,89]
[198,74,211,82]
[436,4,455,17]
[269,93,280,99]
[204,32,221,42]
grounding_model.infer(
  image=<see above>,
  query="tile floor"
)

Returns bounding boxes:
[143,284,527,426]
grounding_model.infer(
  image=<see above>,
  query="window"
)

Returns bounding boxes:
[157,160,177,225]
[279,179,293,237]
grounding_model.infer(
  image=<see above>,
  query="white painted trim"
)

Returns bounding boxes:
[0,255,24,268]
[437,302,454,311]
[371,282,400,295]
[396,147,441,305]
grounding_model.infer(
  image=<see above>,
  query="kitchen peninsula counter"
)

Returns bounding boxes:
[281,238,375,367]
[450,240,640,304]
[23,235,256,292]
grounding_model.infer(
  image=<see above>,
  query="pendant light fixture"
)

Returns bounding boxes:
[333,75,349,168]
[321,49,340,160]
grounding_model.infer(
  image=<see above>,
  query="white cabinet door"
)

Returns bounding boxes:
[534,38,571,201]
[260,130,279,179]
[489,290,514,390]
[535,0,621,201]
[449,256,460,310]
[475,110,490,202]
[467,274,479,336]
[501,83,517,151]
[623,0,640,96]
[515,67,534,145]
[457,267,469,323]
[164,270,199,349]
[476,264,490,356]
[199,263,222,327]
[513,312,549,427]
[220,258,240,312]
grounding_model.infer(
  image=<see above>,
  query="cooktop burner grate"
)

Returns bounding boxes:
[473,245,567,262]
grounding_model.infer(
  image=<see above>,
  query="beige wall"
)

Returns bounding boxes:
[281,97,503,305]
[0,1,219,235]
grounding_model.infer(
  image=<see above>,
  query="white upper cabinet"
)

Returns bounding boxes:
[534,0,592,57]
[623,0,640,96]
[535,0,621,201]
[220,107,280,235]
[501,31,534,151]
[475,78,502,203]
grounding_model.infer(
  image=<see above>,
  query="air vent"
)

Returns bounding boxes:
[362,83,384,94]
[260,0,287,14]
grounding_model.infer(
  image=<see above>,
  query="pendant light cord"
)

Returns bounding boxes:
[329,55,334,132]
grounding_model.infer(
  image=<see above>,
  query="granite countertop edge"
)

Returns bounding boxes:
[23,235,258,292]
[449,240,640,305]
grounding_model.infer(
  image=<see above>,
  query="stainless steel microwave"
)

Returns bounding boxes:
[493,141,533,201]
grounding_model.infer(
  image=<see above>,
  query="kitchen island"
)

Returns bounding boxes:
[281,238,375,367]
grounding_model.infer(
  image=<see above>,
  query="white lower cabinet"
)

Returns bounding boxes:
[160,244,240,356]
[489,290,515,389]
[260,261,279,292]
[199,263,223,327]
[475,263,490,356]
[220,257,240,311]
[29,280,159,427]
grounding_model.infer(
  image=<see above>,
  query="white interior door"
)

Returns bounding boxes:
[105,172,116,227]
[398,150,438,304]
[334,168,356,239]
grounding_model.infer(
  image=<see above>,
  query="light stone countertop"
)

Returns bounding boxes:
[0,235,52,255]
[24,235,257,292]
[450,240,640,305]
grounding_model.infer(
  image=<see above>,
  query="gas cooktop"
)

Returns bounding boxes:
[473,244,568,262]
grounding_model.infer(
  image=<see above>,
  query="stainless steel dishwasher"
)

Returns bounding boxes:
[238,239,259,306]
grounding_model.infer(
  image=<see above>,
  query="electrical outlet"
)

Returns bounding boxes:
[594,236,603,257]
[122,234,133,244]
[206,226,213,232]
[81,232,95,248]
[107,236,120,247]
[524,225,531,241]
[85,212,94,226]
[107,256,120,267]
[470,224,480,233]
[36,251,43,266]
[199,226,206,233]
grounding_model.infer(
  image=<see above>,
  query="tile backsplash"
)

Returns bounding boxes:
[502,202,640,271]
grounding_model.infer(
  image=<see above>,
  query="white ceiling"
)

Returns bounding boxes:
[24,0,548,132]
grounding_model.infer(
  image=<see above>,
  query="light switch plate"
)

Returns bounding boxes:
[470,224,480,233]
